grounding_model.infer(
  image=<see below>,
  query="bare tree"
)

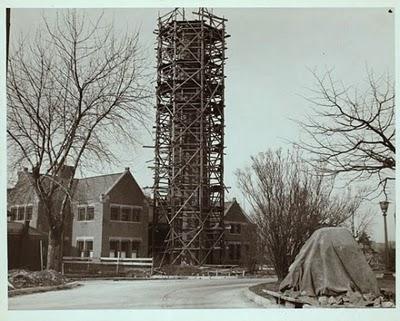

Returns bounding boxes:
[296,69,395,197]
[235,149,365,280]
[7,10,150,270]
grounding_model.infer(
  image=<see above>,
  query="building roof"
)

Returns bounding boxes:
[224,200,254,224]
[224,201,234,215]
[10,167,144,205]
[7,222,47,238]
[74,172,124,202]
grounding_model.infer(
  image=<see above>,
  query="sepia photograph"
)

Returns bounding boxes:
[1,1,397,320]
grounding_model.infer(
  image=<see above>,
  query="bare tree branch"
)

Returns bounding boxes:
[7,9,151,270]
[294,69,395,196]
[235,148,367,280]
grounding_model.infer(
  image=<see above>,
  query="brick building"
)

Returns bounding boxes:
[7,167,149,266]
[8,168,52,234]
[72,168,149,258]
[150,198,257,267]
[8,167,253,267]
[222,198,257,266]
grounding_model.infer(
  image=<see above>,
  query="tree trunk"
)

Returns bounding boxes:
[47,227,62,271]
[274,255,290,282]
[275,267,288,282]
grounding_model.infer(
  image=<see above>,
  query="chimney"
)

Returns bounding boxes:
[125,167,130,171]
[17,167,30,182]
[99,193,109,203]
[232,197,237,203]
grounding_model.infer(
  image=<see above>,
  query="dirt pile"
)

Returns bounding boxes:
[8,269,68,289]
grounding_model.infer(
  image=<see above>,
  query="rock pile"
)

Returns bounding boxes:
[281,288,395,308]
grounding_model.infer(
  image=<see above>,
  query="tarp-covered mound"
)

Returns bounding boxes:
[280,227,379,297]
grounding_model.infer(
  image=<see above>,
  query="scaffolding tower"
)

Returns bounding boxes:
[153,8,228,265]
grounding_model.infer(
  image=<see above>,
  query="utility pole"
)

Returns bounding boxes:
[379,200,392,279]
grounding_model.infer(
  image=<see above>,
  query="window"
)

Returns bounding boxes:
[109,239,141,258]
[10,207,17,221]
[25,206,33,220]
[10,205,33,221]
[77,239,93,257]
[77,206,95,221]
[78,207,86,221]
[132,241,141,258]
[121,208,131,221]
[110,204,141,222]
[236,243,241,260]
[230,224,237,234]
[228,244,235,260]
[17,207,25,221]
[132,208,141,222]
[86,207,94,220]
[77,240,84,253]
[109,240,119,258]
[120,241,129,258]
[110,206,120,221]
[227,243,241,261]
[86,241,93,257]
[230,224,241,234]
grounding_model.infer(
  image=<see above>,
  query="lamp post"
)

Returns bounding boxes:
[379,200,391,278]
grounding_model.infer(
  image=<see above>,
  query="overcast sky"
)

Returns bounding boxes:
[9,7,395,242]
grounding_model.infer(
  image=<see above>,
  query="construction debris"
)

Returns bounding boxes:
[8,269,68,289]
[155,264,247,277]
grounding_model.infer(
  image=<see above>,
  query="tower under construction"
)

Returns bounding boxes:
[153,8,228,265]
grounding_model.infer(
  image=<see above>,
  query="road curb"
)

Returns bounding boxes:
[70,276,189,281]
[8,281,81,297]
[67,275,251,281]
[244,288,275,307]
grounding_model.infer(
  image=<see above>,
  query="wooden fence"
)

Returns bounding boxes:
[61,256,153,277]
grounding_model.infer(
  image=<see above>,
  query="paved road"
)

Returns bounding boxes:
[9,277,274,309]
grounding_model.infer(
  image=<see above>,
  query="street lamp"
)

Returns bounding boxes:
[379,200,392,278]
